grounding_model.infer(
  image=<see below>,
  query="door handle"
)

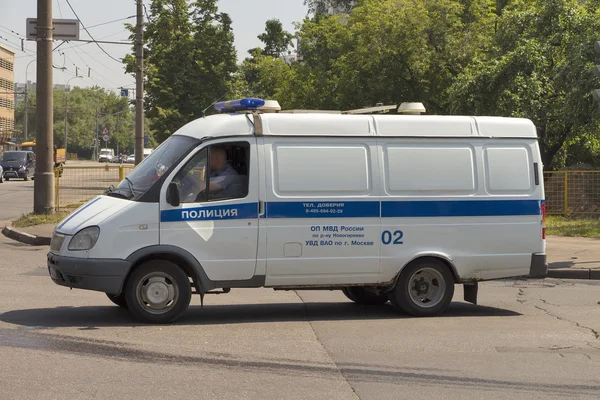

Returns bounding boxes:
[258,200,265,216]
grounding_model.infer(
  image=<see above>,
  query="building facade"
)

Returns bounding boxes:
[0,44,15,143]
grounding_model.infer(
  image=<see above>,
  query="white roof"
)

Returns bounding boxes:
[172,113,538,140]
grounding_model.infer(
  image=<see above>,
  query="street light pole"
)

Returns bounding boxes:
[64,75,81,158]
[24,59,35,142]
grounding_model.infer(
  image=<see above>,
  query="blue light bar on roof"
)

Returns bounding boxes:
[214,98,266,112]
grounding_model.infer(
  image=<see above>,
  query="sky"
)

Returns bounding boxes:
[0,0,308,93]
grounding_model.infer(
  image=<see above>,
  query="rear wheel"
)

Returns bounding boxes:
[342,287,389,305]
[389,259,455,317]
[125,260,191,324]
[106,292,128,308]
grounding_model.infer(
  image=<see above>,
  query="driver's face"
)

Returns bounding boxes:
[210,149,226,172]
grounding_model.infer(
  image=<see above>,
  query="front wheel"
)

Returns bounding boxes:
[125,260,191,324]
[388,259,455,317]
[106,292,128,308]
[342,287,389,305]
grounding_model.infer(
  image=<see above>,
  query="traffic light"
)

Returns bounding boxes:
[593,41,600,102]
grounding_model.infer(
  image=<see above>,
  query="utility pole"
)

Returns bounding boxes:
[24,89,28,142]
[24,59,35,142]
[34,0,54,214]
[135,0,144,165]
[94,108,98,161]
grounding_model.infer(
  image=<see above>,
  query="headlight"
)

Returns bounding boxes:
[68,226,100,251]
[19,166,26,171]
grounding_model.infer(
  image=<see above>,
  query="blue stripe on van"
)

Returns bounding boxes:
[380,199,541,218]
[57,196,102,230]
[159,200,542,222]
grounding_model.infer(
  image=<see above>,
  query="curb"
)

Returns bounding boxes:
[2,223,51,246]
[548,268,600,280]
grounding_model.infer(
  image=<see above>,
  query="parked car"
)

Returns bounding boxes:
[0,151,35,181]
[127,154,135,164]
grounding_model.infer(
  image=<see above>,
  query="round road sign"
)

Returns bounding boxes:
[102,134,110,142]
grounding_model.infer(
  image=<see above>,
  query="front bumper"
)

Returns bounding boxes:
[3,169,26,179]
[47,253,132,295]
[529,253,548,278]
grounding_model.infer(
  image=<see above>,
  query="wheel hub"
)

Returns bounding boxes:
[413,277,430,296]
[138,274,177,313]
[408,267,446,309]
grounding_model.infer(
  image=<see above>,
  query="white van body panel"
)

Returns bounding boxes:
[263,136,382,286]
[49,111,545,299]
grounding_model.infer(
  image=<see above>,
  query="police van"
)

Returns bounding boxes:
[47,98,548,324]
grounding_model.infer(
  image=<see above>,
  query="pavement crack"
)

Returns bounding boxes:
[534,304,600,341]
[294,291,361,400]
[538,298,561,307]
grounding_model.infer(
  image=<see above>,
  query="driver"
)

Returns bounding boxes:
[203,146,245,200]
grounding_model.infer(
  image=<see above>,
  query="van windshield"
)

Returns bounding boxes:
[115,135,199,199]
[1,152,27,162]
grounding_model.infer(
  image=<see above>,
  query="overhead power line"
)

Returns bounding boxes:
[0,25,25,39]
[86,16,135,30]
[64,0,122,63]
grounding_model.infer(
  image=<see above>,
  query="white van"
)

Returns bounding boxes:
[47,98,547,323]
[98,148,114,163]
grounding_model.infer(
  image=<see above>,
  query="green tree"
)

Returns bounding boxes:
[449,0,600,168]
[124,0,238,142]
[240,48,293,100]
[14,86,136,159]
[257,19,294,58]
[303,0,356,15]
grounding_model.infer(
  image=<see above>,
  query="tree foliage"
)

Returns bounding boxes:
[14,86,138,158]
[258,19,294,58]
[124,0,237,142]
[449,0,600,168]
[122,0,600,168]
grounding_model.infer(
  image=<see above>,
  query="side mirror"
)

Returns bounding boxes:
[167,182,180,207]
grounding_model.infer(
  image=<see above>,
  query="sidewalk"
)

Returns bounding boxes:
[546,235,600,279]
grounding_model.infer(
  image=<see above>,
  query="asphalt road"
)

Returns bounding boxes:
[0,227,599,399]
[0,178,34,221]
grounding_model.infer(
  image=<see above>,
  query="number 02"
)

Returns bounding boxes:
[382,230,404,245]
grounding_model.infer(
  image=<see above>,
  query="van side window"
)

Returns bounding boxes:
[172,142,249,203]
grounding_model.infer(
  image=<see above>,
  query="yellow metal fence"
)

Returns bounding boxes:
[54,165,134,211]
[544,171,600,217]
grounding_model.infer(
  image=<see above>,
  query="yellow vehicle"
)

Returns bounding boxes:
[20,141,66,167]
[20,141,66,176]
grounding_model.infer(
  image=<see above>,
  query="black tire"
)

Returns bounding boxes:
[5,177,9,181]
[342,287,389,305]
[389,258,455,317]
[125,260,191,324]
[106,292,128,308]
[24,171,29,181]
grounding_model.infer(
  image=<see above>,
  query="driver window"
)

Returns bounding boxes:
[172,142,250,204]
[172,148,208,204]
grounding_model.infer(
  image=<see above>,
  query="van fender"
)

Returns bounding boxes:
[386,251,461,289]
[125,245,213,293]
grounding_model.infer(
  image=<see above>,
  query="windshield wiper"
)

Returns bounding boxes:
[124,177,136,198]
